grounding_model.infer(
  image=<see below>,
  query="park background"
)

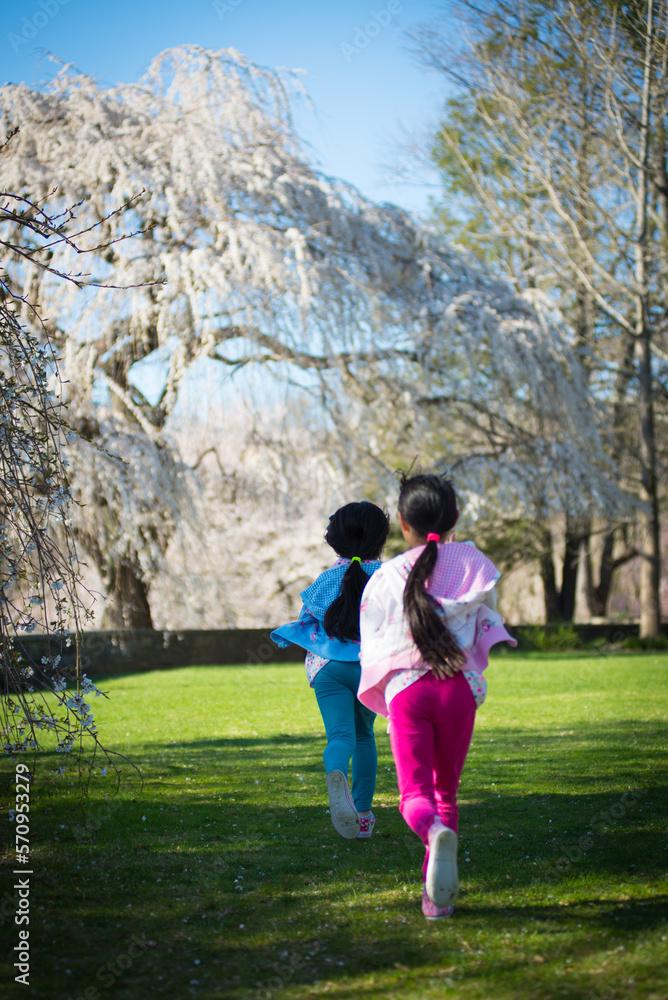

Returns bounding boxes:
[1,2,668,1000]
[3,0,667,635]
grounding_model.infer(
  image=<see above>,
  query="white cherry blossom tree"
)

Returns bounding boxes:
[0,46,633,627]
[0,184,139,780]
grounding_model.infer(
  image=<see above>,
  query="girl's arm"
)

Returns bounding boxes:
[359,569,396,651]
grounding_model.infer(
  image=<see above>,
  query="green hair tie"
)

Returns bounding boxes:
[351,556,362,565]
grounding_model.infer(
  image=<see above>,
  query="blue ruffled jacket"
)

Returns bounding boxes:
[270,559,383,661]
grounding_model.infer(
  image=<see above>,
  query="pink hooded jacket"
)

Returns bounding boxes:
[357,541,517,717]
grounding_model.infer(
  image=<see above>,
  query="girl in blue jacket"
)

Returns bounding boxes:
[272,501,389,839]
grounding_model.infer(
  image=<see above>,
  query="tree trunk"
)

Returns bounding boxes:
[539,529,561,623]
[101,561,153,629]
[637,328,661,636]
[635,0,662,637]
[559,519,581,621]
[584,527,615,618]
[539,522,583,624]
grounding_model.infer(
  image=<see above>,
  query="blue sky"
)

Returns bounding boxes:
[2,0,454,214]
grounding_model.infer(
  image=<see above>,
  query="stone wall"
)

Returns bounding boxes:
[14,629,297,679]
[10,621,665,682]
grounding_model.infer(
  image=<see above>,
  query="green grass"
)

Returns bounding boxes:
[1,652,667,1000]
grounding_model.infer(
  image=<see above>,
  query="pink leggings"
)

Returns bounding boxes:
[388,671,476,878]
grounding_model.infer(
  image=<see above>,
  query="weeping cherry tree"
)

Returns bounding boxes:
[0,46,633,626]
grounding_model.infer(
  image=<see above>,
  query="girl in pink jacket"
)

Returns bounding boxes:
[358,472,516,920]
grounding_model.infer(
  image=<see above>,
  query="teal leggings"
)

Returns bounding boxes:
[312,659,377,813]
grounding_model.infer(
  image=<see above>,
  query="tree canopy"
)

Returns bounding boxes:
[0,45,632,626]
[411,0,668,630]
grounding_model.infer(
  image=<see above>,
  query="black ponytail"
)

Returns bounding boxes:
[323,501,390,642]
[398,472,466,679]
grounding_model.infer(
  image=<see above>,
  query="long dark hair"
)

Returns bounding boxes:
[398,472,466,678]
[323,501,390,641]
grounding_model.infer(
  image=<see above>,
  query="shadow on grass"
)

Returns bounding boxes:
[127,716,668,769]
[163,734,324,749]
[25,846,668,1000]
[3,714,667,1000]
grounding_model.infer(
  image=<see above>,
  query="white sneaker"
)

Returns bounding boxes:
[325,770,360,839]
[425,825,459,907]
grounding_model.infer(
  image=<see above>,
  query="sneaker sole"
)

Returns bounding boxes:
[326,771,360,839]
[425,826,459,907]
[424,909,454,921]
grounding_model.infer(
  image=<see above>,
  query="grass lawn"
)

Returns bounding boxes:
[1,651,667,1000]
